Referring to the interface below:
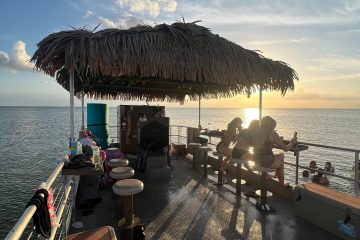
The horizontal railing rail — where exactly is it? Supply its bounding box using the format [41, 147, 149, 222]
[5, 162, 75, 240]
[169, 125, 360, 190]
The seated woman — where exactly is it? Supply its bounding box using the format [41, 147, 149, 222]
[232, 120, 259, 163]
[216, 117, 242, 166]
[252, 116, 297, 186]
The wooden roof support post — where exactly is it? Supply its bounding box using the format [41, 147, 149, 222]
[198, 95, 201, 129]
[259, 85, 263, 120]
[69, 70, 75, 140]
[81, 91, 85, 130]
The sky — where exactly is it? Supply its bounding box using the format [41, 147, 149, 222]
[0, 0, 359, 109]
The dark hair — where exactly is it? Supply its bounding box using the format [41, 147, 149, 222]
[302, 170, 309, 177]
[325, 161, 331, 166]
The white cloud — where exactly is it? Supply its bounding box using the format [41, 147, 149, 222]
[115, 0, 177, 17]
[291, 37, 310, 43]
[0, 51, 10, 65]
[98, 16, 117, 28]
[0, 40, 34, 73]
[179, 0, 360, 26]
[83, 10, 94, 19]
[98, 15, 153, 29]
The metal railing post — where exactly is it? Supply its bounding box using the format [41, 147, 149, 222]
[355, 152, 359, 196]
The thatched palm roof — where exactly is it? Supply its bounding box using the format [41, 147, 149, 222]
[31, 22, 298, 103]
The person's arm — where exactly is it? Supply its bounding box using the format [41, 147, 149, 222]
[271, 131, 296, 152]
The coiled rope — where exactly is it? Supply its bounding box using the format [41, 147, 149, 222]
[26, 188, 51, 238]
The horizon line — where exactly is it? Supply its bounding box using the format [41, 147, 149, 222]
[0, 105, 359, 110]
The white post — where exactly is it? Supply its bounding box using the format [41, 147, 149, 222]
[198, 95, 201, 129]
[355, 152, 359, 196]
[81, 92, 85, 130]
[259, 86, 262, 120]
[70, 71, 75, 139]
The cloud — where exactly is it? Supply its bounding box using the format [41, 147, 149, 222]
[98, 15, 153, 29]
[115, 0, 177, 17]
[98, 16, 117, 28]
[285, 88, 360, 101]
[0, 41, 34, 73]
[83, 10, 94, 19]
[291, 37, 310, 43]
[179, 0, 360, 26]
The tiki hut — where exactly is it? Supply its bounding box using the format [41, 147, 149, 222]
[31, 22, 298, 103]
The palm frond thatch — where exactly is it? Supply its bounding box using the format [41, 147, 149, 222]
[31, 22, 298, 103]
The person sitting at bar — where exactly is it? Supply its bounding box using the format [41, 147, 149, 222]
[216, 117, 242, 166]
[232, 120, 259, 165]
[252, 116, 297, 186]
[311, 168, 329, 185]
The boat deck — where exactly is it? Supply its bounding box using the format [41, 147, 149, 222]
[71, 156, 339, 240]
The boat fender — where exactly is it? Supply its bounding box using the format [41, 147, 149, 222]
[26, 188, 51, 238]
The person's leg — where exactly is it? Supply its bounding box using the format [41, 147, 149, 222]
[270, 153, 285, 185]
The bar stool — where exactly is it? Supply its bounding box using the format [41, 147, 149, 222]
[231, 158, 248, 196]
[213, 152, 227, 185]
[107, 147, 119, 151]
[110, 167, 134, 180]
[199, 146, 212, 177]
[65, 226, 117, 240]
[108, 158, 129, 168]
[188, 143, 201, 169]
[112, 179, 144, 240]
[253, 165, 275, 211]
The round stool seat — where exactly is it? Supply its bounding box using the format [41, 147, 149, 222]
[108, 158, 129, 168]
[213, 152, 227, 158]
[199, 146, 212, 152]
[110, 167, 134, 180]
[107, 147, 119, 151]
[112, 179, 144, 196]
[188, 143, 201, 147]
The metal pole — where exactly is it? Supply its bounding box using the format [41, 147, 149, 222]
[198, 95, 201, 129]
[70, 71, 75, 139]
[295, 152, 299, 185]
[81, 92, 85, 130]
[355, 152, 359, 196]
[259, 86, 262, 120]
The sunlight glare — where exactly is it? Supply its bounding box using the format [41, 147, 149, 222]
[243, 108, 259, 127]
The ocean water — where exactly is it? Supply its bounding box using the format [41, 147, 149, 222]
[0, 106, 359, 238]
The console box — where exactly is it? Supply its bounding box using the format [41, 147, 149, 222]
[294, 183, 360, 240]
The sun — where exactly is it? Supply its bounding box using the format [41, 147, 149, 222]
[243, 108, 259, 127]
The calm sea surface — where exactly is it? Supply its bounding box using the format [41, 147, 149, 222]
[0, 106, 359, 237]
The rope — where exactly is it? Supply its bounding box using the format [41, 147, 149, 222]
[26, 188, 51, 238]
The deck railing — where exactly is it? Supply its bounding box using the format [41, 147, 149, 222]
[169, 125, 360, 195]
[5, 162, 77, 240]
